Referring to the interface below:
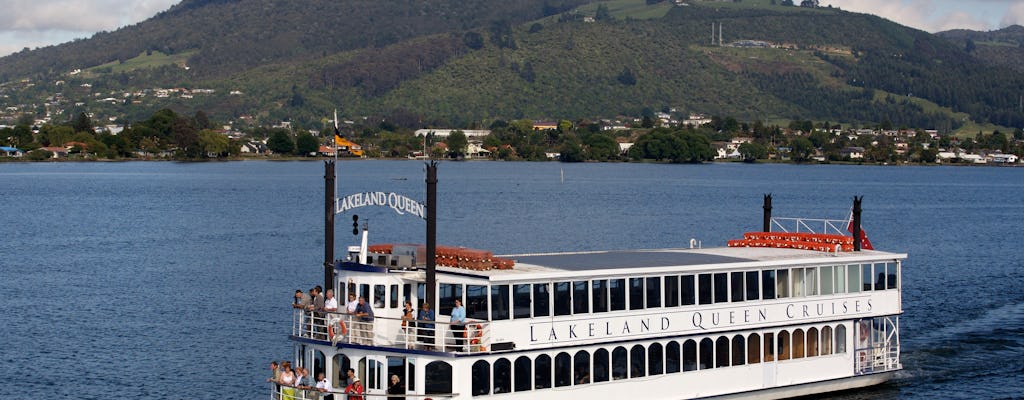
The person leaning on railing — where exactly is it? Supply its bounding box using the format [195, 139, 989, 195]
[355, 296, 375, 345]
[417, 302, 435, 350]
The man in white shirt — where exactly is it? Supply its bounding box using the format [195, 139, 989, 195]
[324, 289, 338, 312]
[315, 372, 334, 400]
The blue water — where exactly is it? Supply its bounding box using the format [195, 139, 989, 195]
[1, 161, 1022, 399]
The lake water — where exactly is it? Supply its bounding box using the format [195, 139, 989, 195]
[1, 160, 1021, 399]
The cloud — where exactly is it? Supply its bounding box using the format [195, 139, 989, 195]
[1002, 3, 1024, 28]
[826, 0, 1004, 32]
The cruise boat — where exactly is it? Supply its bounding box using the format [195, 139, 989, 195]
[275, 162, 903, 399]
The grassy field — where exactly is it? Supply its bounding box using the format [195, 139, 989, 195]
[87, 51, 196, 74]
[574, 0, 675, 20]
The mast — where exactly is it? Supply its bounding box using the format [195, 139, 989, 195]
[425, 161, 438, 309]
[852, 196, 863, 252]
[324, 160, 336, 292]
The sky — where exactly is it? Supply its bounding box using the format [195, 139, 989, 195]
[0, 0, 1022, 58]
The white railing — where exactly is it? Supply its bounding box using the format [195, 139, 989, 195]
[293, 309, 492, 354]
[770, 217, 849, 235]
[270, 384, 458, 400]
[855, 344, 901, 374]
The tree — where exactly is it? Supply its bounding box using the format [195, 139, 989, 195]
[463, 31, 484, 50]
[72, 112, 94, 133]
[445, 130, 468, 158]
[198, 130, 229, 157]
[617, 67, 636, 85]
[595, 4, 612, 21]
[295, 132, 320, 156]
[584, 133, 620, 161]
[267, 130, 295, 155]
[789, 137, 815, 162]
[171, 118, 199, 157]
[194, 110, 212, 130]
[738, 142, 768, 162]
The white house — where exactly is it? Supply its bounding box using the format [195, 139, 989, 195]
[414, 129, 491, 138]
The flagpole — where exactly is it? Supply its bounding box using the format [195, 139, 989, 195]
[333, 109, 340, 208]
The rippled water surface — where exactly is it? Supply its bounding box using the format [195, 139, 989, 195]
[1, 161, 1021, 399]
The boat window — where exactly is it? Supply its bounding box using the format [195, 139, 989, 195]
[416, 283, 426, 304]
[730, 272, 745, 302]
[834, 265, 846, 294]
[610, 279, 626, 311]
[574, 350, 591, 385]
[714, 273, 729, 303]
[761, 270, 776, 299]
[493, 358, 511, 394]
[791, 268, 804, 297]
[862, 263, 875, 291]
[513, 284, 531, 319]
[513, 356, 532, 392]
[683, 340, 697, 371]
[628, 278, 644, 310]
[438, 284, 462, 316]
[699, 338, 714, 369]
[648, 342, 664, 375]
[747, 334, 761, 364]
[681, 275, 696, 306]
[630, 345, 646, 378]
[807, 327, 820, 357]
[793, 329, 805, 358]
[646, 277, 661, 308]
[666, 341, 681, 373]
[407, 359, 416, 394]
[491, 285, 510, 321]
[874, 263, 887, 290]
[805, 268, 818, 296]
[745, 271, 760, 300]
[359, 284, 370, 303]
[777, 331, 791, 360]
[425, 361, 452, 395]
[664, 275, 680, 307]
[373, 284, 386, 308]
[612, 346, 628, 380]
[820, 266, 834, 295]
[472, 360, 490, 396]
[387, 356, 407, 396]
[594, 348, 610, 382]
[732, 335, 746, 366]
[533, 284, 550, 317]
[534, 354, 552, 389]
[467, 285, 488, 320]
[555, 352, 572, 387]
[403, 284, 412, 307]
[847, 264, 861, 293]
[592, 280, 608, 313]
[573, 281, 590, 314]
[553, 282, 571, 316]
[313, 350, 326, 384]
[763, 332, 775, 362]
[331, 354, 350, 388]
[821, 326, 834, 355]
[697, 274, 713, 305]
[775, 269, 790, 298]
[364, 357, 383, 389]
[836, 325, 847, 353]
[715, 336, 730, 368]
[887, 262, 898, 289]
[390, 285, 399, 309]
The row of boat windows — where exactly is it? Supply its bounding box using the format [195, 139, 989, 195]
[469, 324, 849, 396]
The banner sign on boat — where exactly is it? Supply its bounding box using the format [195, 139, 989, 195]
[336, 192, 426, 220]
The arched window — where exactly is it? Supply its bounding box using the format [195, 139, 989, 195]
[666, 341, 681, 373]
[821, 326, 834, 355]
[472, 360, 490, 396]
[763, 332, 775, 362]
[593, 349, 610, 382]
[747, 333, 761, 364]
[313, 351, 326, 384]
[514, 356, 531, 392]
[731, 335, 746, 366]
[555, 352, 572, 387]
[715, 336, 730, 368]
[630, 345, 646, 378]
[807, 327, 820, 357]
[534, 355, 552, 389]
[612, 347, 628, 380]
[493, 358, 511, 394]
[699, 338, 714, 369]
[836, 325, 847, 353]
[425, 361, 452, 395]
[777, 331, 791, 360]
[793, 329, 805, 358]
[574, 350, 591, 385]
[331, 354, 351, 388]
[648, 342, 664, 375]
[683, 339, 698, 371]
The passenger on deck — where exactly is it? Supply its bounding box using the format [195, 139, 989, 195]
[346, 294, 358, 314]
[451, 299, 467, 351]
[279, 362, 296, 400]
[293, 290, 312, 309]
[418, 302, 435, 349]
[387, 374, 405, 400]
[315, 372, 334, 400]
[345, 377, 364, 400]
[401, 301, 415, 348]
[355, 296, 375, 344]
[324, 290, 338, 312]
[267, 361, 281, 398]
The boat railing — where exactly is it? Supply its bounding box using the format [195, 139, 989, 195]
[270, 383, 457, 400]
[770, 217, 849, 236]
[854, 343, 901, 374]
[293, 309, 492, 354]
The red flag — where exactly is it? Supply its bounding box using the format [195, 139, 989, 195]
[846, 212, 874, 250]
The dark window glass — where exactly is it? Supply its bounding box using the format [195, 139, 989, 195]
[715, 337, 730, 368]
[424, 361, 452, 395]
[666, 341, 681, 373]
[887, 262, 898, 289]
[748, 333, 761, 364]
[714, 273, 728, 303]
[533, 284, 550, 317]
[491, 285, 509, 321]
[374, 285, 386, 308]
[681, 275, 696, 306]
[612, 347, 627, 380]
[629, 278, 644, 310]
[699, 338, 714, 369]
[776, 269, 790, 298]
[763, 332, 775, 362]
[863, 264, 874, 291]
[554, 352, 571, 387]
[592, 280, 608, 313]
[646, 277, 661, 308]
[731, 272, 745, 302]
[493, 358, 511, 394]
[683, 340, 697, 371]
[573, 281, 589, 314]
[630, 345, 646, 378]
[762, 270, 776, 299]
[390, 285, 399, 308]
[732, 335, 746, 366]
[513, 284, 531, 319]
[745, 271, 759, 300]
[439, 284, 462, 316]
[403, 284, 412, 306]
[472, 360, 490, 396]
[593, 349, 610, 382]
[648, 343, 664, 375]
[698, 274, 713, 305]
[574, 351, 590, 385]
[513, 356, 531, 392]
[664, 275, 679, 307]
[534, 355, 551, 389]
[793, 329, 805, 358]
[777, 331, 791, 360]
[466, 285, 488, 320]
[554, 282, 571, 316]
[610, 279, 626, 311]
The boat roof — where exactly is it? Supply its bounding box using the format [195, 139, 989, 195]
[433, 246, 906, 282]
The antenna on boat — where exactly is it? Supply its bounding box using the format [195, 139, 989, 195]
[762, 193, 772, 232]
[324, 160, 336, 293]
[425, 160, 438, 310]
